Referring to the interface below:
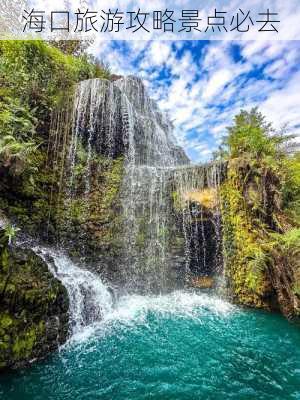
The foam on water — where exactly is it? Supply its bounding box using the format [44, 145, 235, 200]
[102, 291, 234, 326]
[36, 247, 114, 337]
[2, 249, 300, 400]
[35, 248, 234, 344]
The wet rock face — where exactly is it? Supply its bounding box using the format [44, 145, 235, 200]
[0, 230, 69, 371]
[48, 76, 191, 293]
[171, 165, 224, 283]
[72, 76, 189, 166]
[76, 79, 125, 159]
[185, 202, 222, 277]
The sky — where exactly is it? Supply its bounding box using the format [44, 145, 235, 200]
[89, 40, 300, 163]
[15, 1, 300, 163]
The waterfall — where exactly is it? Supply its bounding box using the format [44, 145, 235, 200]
[172, 163, 224, 282]
[114, 77, 189, 293]
[47, 75, 224, 294]
[36, 247, 114, 337]
[29, 244, 228, 346]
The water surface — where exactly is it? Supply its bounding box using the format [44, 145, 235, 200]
[1, 291, 300, 400]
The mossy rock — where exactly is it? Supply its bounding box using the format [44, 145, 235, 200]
[0, 230, 69, 371]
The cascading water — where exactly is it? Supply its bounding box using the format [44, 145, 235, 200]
[2, 246, 300, 400]
[29, 242, 230, 348]
[115, 77, 190, 293]
[36, 247, 114, 338]
[47, 75, 224, 293]
[49, 76, 186, 292]
[172, 163, 224, 281]
[2, 77, 300, 400]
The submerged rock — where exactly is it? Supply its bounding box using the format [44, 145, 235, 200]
[0, 229, 69, 371]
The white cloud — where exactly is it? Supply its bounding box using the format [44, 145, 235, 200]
[203, 69, 233, 101]
[86, 39, 300, 162]
[261, 71, 300, 132]
[148, 42, 171, 65]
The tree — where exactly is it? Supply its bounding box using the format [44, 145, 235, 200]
[225, 108, 275, 159]
[220, 108, 297, 162]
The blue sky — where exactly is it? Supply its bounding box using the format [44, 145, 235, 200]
[90, 40, 300, 163]
[26, 1, 300, 163]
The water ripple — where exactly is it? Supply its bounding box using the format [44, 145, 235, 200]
[1, 292, 300, 400]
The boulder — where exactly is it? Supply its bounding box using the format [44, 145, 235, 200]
[0, 228, 69, 371]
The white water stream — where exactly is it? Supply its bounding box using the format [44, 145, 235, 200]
[34, 246, 232, 343]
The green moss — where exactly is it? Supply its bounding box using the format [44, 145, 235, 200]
[12, 324, 43, 359]
[221, 165, 273, 308]
[1, 247, 9, 273]
[293, 284, 300, 296]
[0, 314, 13, 329]
[136, 231, 146, 249]
[67, 199, 87, 224]
[49, 153, 125, 256]
[0, 229, 69, 369]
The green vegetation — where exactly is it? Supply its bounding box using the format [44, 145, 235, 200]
[0, 40, 112, 238]
[218, 108, 300, 315]
[0, 39, 125, 269]
[0, 40, 109, 178]
[0, 40, 299, 335]
[2, 224, 20, 245]
[55, 150, 124, 259]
